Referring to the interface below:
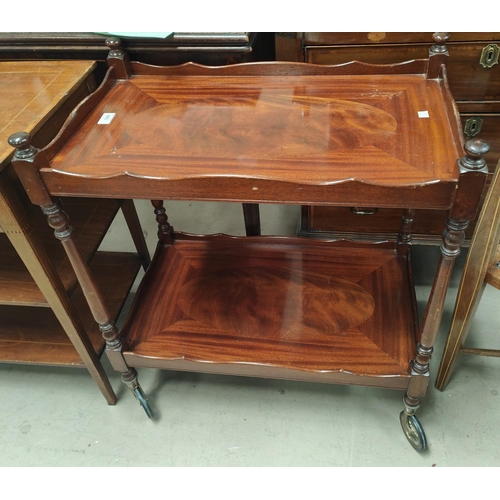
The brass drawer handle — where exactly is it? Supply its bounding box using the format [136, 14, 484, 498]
[464, 116, 483, 137]
[480, 44, 499, 68]
[351, 207, 378, 215]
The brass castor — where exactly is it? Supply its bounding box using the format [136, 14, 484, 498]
[400, 411, 427, 452]
[133, 385, 154, 419]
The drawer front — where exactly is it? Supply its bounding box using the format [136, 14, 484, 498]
[301, 206, 479, 244]
[303, 32, 500, 46]
[306, 42, 500, 103]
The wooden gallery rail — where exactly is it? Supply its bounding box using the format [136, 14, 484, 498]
[8, 34, 489, 452]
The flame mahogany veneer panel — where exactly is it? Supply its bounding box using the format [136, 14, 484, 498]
[45, 73, 460, 208]
[120, 236, 418, 382]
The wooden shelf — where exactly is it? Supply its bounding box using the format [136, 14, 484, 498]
[0, 197, 121, 306]
[43, 66, 461, 209]
[0, 251, 141, 366]
[121, 234, 418, 389]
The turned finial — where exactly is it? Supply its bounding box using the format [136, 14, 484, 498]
[427, 33, 450, 79]
[106, 37, 124, 57]
[8, 131, 37, 159]
[105, 36, 132, 79]
[460, 139, 490, 171]
[431, 32, 450, 53]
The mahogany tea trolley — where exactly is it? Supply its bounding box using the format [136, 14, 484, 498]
[8, 35, 489, 451]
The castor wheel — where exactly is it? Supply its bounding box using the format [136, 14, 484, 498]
[133, 386, 154, 419]
[400, 411, 427, 452]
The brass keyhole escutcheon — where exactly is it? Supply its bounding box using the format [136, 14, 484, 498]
[464, 117, 483, 137]
[480, 44, 499, 68]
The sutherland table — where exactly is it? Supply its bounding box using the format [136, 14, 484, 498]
[8, 35, 490, 451]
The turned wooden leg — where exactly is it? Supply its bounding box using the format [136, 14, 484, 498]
[9, 132, 153, 415]
[398, 208, 416, 246]
[121, 199, 151, 270]
[397, 208, 415, 257]
[436, 159, 500, 390]
[151, 200, 174, 244]
[417, 219, 469, 370]
[408, 219, 467, 391]
[401, 139, 489, 451]
[400, 218, 466, 452]
[121, 368, 153, 418]
[42, 200, 153, 417]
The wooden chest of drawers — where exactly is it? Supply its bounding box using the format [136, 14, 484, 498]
[0, 32, 274, 65]
[276, 32, 500, 243]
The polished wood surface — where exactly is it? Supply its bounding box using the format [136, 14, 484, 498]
[0, 61, 96, 171]
[121, 235, 417, 384]
[0, 197, 120, 306]
[300, 206, 481, 245]
[0, 60, 151, 403]
[42, 63, 462, 209]
[279, 33, 500, 109]
[436, 160, 500, 390]
[0, 60, 120, 403]
[485, 261, 500, 288]
[9, 53, 487, 436]
[276, 33, 500, 245]
[305, 44, 500, 106]
[461, 347, 500, 357]
[0, 252, 140, 365]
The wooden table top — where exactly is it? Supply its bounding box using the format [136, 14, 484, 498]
[0, 60, 96, 171]
[42, 64, 464, 208]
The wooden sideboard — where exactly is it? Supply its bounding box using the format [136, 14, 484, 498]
[276, 32, 500, 244]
